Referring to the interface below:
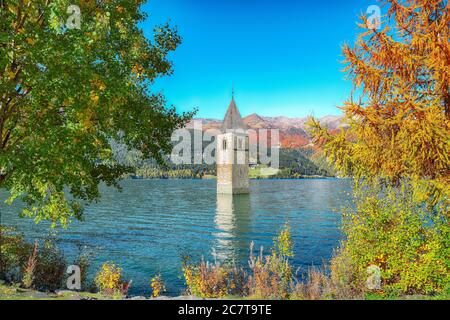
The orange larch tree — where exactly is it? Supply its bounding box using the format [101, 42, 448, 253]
[310, 0, 449, 205]
[309, 0, 449, 295]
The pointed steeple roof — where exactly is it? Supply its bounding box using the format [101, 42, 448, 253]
[222, 95, 247, 131]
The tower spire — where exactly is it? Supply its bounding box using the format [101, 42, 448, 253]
[222, 90, 246, 131]
[216, 87, 250, 195]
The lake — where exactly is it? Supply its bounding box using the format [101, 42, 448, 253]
[0, 178, 353, 296]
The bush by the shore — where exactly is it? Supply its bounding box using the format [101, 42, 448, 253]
[1, 225, 448, 300]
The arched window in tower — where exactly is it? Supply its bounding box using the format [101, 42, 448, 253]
[223, 139, 227, 150]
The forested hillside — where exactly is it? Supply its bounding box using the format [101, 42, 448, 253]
[111, 136, 333, 179]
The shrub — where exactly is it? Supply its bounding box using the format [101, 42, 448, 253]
[329, 246, 365, 299]
[336, 186, 449, 296]
[95, 262, 130, 296]
[247, 242, 293, 299]
[0, 229, 67, 291]
[0, 229, 97, 293]
[0, 227, 32, 283]
[273, 224, 294, 258]
[33, 239, 66, 292]
[228, 265, 248, 297]
[72, 246, 94, 292]
[22, 241, 38, 289]
[183, 257, 229, 298]
[291, 267, 332, 300]
[150, 273, 166, 297]
[183, 225, 295, 299]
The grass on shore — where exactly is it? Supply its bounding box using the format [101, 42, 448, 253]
[1, 283, 446, 300]
[0, 283, 122, 300]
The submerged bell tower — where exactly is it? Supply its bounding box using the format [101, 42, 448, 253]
[216, 93, 249, 194]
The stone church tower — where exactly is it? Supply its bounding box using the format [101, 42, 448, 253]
[216, 95, 249, 194]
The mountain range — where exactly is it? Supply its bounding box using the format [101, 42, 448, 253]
[186, 114, 347, 149]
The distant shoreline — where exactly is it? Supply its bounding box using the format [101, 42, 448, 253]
[127, 176, 340, 181]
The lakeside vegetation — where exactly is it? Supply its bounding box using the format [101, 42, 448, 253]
[307, 0, 449, 298]
[1, 225, 448, 300]
[0, 0, 448, 301]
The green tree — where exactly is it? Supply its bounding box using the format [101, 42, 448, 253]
[0, 0, 192, 226]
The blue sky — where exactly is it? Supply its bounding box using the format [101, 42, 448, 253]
[140, 0, 378, 119]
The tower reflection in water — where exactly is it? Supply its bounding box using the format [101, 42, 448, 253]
[214, 194, 252, 261]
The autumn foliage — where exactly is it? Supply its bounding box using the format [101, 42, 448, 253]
[310, 0, 449, 204]
[309, 0, 449, 295]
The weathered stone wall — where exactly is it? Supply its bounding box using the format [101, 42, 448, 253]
[217, 164, 233, 194]
[231, 164, 249, 194]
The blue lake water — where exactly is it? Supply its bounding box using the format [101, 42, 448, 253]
[0, 178, 353, 296]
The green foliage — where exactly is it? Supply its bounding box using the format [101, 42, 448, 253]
[113, 133, 331, 180]
[133, 166, 211, 179]
[116, 149, 332, 181]
[0, 0, 193, 227]
[250, 149, 333, 179]
[338, 186, 449, 295]
[273, 224, 294, 258]
[278, 148, 332, 177]
[0, 227, 32, 283]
